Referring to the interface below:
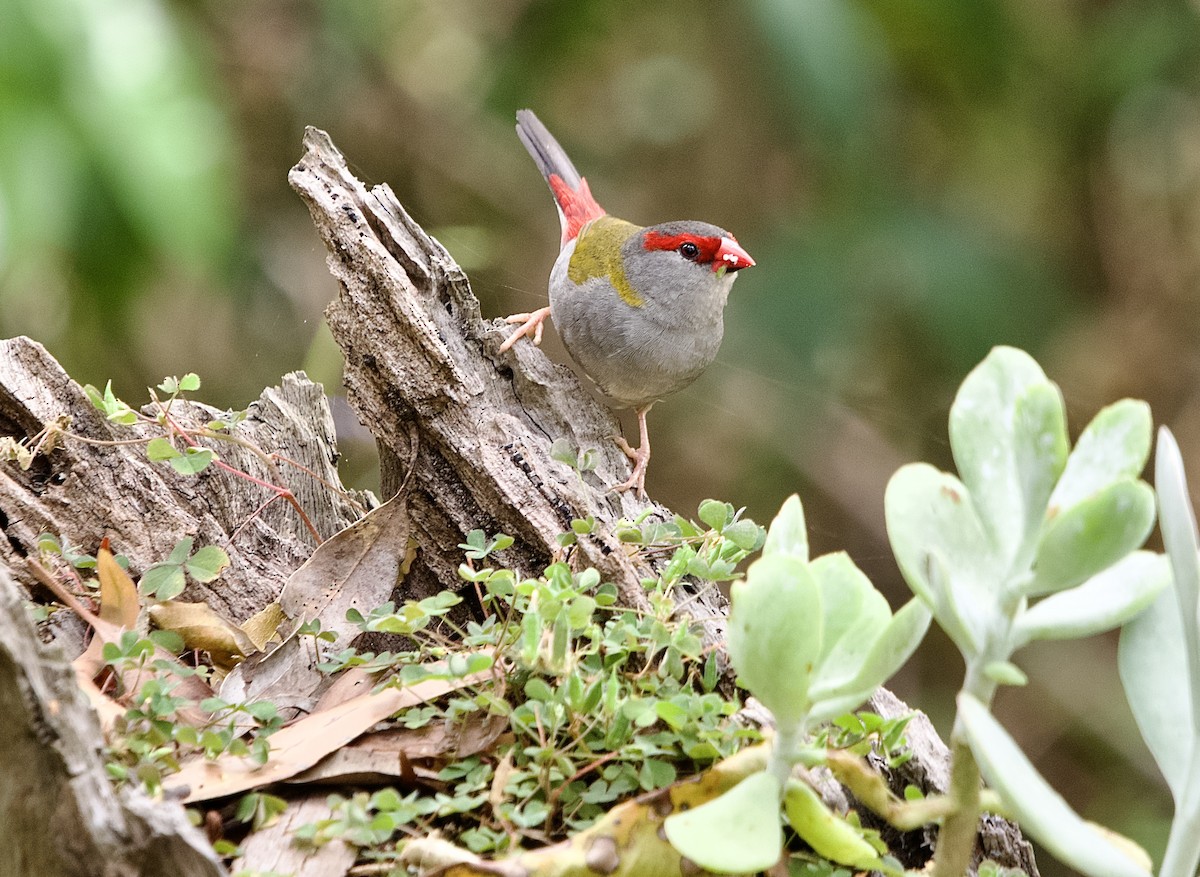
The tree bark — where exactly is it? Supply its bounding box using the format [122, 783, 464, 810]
[0, 340, 365, 623]
[289, 128, 686, 616]
[0, 564, 224, 877]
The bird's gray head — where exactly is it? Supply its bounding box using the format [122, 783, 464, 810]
[621, 220, 755, 313]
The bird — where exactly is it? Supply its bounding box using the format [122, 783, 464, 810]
[500, 109, 754, 497]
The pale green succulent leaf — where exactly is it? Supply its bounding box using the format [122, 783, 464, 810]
[762, 493, 808, 562]
[783, 778, 891, 870]
[1028, 480, 1155, 596]
[809, 552, 889, 684]
[664, 771, 782, 872]
[1011, 383, 1070, 567]
[983, 660, 1028, 686]
[1118, 584, 1191, 802]
[1013, 552, 1169, 648]
[949, 346, 1055, 567]
[728, 555, 823, 730]
[885, 463, 996, 657]
[958, 694, 1153, 877]
[1153, 427, 1200, 728]
[1050, 400, 1152, 515]
[809, 597, 931, 719]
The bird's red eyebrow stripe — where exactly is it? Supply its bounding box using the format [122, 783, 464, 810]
[641, 230, 722, 263]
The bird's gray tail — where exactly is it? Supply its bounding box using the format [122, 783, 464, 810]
[516, 109, 583, 190]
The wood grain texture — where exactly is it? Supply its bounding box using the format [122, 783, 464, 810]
[0, 338, 363, 622]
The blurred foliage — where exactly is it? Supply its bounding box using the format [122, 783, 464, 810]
[4, 0, 1200, 871]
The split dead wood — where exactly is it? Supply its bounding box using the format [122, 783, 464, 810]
[290, 128, 683, 617]
[0, 341, 365, 623]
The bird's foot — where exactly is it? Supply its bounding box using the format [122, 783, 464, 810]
[610, 436, 649, 498]
[612, 435, 638, 461]
[498, 307, 551, 352]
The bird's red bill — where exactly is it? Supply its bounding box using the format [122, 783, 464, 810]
[715, 237, 755, 272]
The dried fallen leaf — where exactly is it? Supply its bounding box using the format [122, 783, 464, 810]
[361, 710, 511, 761]
[311, 666, 377, 713]
[27, 558, 214, 725]
[75, 540, 139, 689]
[240, 601, 287, 651]
[97, 538, 140, 629]
[168, 666, 490, 803]
[148, 599, 258, 670]
[285, 711, 510, 786]
[279, 491, 412, 652]
[233, 792, 356, 877]
[283, 746, 430, 788]
[218, 626, 316, 734]
[219, 494, 415, 711]
[76, 670, 126, 732]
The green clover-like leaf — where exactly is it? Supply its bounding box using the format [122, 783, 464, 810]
[140, 564, 186, 600]
[169, 447, 215, 475]
[186, 545, 231, 583]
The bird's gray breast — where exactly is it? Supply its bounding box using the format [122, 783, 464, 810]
[548, 243, 733, 409]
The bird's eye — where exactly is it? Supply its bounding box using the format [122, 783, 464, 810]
[679, 241, 700, 260]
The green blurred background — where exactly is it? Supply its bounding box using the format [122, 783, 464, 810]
[4, 0, 1197, 870]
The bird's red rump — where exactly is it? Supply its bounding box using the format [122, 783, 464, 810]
[548, 174, 606, 244]
[641, 230, 722, 263]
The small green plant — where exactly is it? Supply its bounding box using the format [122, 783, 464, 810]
[612, 500, 764, 585]
[235, 792, 288, 831]
[662, 495, 928, 873]
[37, 531, 132, 571]
[290, 503, 766, 855]
[549, 437, 598, 476]
[77, 349, 1200, 874]
[139, 536, 231, 600]
[72, 373, 329, 541]
[458, 529, 515, 562]
[101, 630, 282, 792]
[818, 711, 913, 769]
[296, 790, 439, 848]
[85, 379, 141, 425]
[653, 348, 1181, 876]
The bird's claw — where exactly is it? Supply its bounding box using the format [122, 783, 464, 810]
[612, 435, 639, 461]
[608, 406, 653, 499]
[609, 436, 649, 498]
[610, 453, 649, 498]
[498, 307, 551, 352]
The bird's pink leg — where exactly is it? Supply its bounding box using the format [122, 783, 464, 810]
[498, 306, 552, 352]
[612, 404, 653, 498]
